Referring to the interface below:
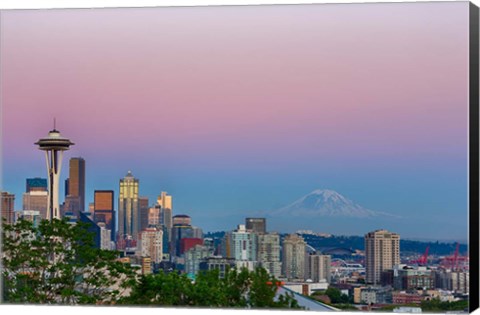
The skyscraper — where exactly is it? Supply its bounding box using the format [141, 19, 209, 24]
[246, 218, 266, 234]
[157, 192, 172, 229]
[257, 232, 282, 278]
[1, 192, 15, 224]
[26, 178, 47, 192]
[365, 229, 400, 285]
[138, 196, 150, 232]
[282, 234, 306, 281]
[118, 171, 139, 242]
[35, 127, 74, 220]
[94, 190, 115, 242]
[65, 157, 86, 213]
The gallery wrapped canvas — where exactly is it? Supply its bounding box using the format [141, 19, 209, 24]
[0, 0, 478, 313]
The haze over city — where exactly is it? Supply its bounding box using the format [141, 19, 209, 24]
[1, 2, 469, 240]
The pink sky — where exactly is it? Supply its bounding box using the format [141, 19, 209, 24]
[0, 2, 470, 238]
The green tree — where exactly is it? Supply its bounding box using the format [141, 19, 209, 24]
[2, 218, 137, 304]
[324, 287, 350, 304]
[121, 267, 302, 309]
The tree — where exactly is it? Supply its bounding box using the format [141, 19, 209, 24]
[2, 218, 137, 304]
[120, 267, 302, 309]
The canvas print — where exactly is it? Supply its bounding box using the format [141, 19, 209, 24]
[0, 1, 478, 313]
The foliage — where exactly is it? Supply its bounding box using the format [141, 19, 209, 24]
[1, 218, 137, 304]
[324, 287, 350, 304]
[420, 298, 468, 312]
[2, 218, 302, 309]
[120, 267, 302, 309]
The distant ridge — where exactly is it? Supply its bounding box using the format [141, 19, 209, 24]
[270, 189, 398, 218]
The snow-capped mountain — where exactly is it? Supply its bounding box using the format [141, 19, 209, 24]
[271, 189, 394, 218]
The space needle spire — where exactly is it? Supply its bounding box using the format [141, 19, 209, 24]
[35, 122, 74, 220]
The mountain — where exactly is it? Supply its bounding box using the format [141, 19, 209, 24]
[270, 189, 397, 218]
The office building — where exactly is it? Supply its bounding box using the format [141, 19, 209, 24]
[93, 190, 115, 241]
[157, 192, 172, 229]
[1, 192, 15, 224]
[171, 224, 194, 258]
[35, 127, 74, 220]
[66, 157, 86, 213]
[307, 254, 331, 283]
[173, 214, 191, 226]
[180, 238, 203, 255]
[282, 234, 306, 281]
[26, 178, 47, 192]
[23, 190, 48, 220]
[139, 196, 150, 232]
[246, 218, 266, 234]
[257, 232, 282, 278]
[118, 171, 139, 242]
[365, 229, 400, 285]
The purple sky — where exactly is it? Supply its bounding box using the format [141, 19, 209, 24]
[1, 2, 470, 239]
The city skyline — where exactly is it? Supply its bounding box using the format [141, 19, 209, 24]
[1, 2, 470, 240]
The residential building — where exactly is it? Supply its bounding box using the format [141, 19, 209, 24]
[139, 227, 163, 264]
[307, 253, 331, 283]
[282, 233, 306, 281]
[257, 232, 282, 278]
[365, 229, 400, 285]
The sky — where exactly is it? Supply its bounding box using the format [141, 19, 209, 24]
[0, 2, 470, 240]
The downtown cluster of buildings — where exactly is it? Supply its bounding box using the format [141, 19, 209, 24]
[0, 127, 470, 310]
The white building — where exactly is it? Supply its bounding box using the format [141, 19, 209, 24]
[139, 227, 163, 264]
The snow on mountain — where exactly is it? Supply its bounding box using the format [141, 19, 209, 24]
[271, 189, 396, 218]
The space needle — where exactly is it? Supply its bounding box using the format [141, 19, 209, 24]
[35, 122, 74, 220]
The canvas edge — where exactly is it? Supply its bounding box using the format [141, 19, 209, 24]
[469, 1, 480, 313]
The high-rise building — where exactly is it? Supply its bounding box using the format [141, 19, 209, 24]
[23, 190, 48, 220]
[224, 224, 257, 262]
[365, 229, 400, 285]
[66, 157, 86, 213]
[118, 171, 139, 242]
[246, 218, 266, 234]
[170, 224, 194, 258]
[1, 192, 15, 224]
[157, 192, 172, 229]
[282, 234, 306, 281]
[138, 196, 150, 232]
[26, 178, 47, 192]
[173, 214, 191, 226]
[257, 232, 282, 278]
[97, 222, 113, 250]
[139, 227, 163, 264]
[185, 245, 213, 277]
[94, 190, 115, 242]
[148, 205, 161, 226]
[306, 254, 331, 283]
[35, 127, 74, 220]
